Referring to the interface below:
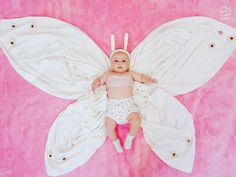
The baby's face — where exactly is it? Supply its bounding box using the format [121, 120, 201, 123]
[110, 52, 130, 73]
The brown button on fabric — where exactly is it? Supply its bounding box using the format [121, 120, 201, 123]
[11, 25, 16, 28]
[63, 157, 66, 161]
[209, 43, 215, 48]
[171, 152, 177, 158]
[218, 30, 223, 35]
[49, 154, 52, 157]
[10, 41, 14, 45]
[229, 36, 234, 41]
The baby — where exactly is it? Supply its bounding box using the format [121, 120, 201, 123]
[92, 48, 157, 153]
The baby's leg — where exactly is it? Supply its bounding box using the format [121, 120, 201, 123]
[127, 112, 141, 136]
[105, 117, 123, 153]
[105, 117, 118, 141]
[125, 112, 141, 149]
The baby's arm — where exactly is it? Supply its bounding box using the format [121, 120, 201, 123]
[92, 72, 110, 92]
[131, 71, 157, 84]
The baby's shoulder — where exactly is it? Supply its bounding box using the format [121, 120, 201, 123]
[105, 71, 115, 77]
[102, 71, 113, 77]
[103, 72, 116, 80]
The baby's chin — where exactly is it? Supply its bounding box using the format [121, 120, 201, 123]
[112, 68, 129, 73]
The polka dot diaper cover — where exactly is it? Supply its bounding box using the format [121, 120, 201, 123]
[106, 97, 139, 125]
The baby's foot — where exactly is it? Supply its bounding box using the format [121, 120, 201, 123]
[124, 133, 134, 150]
[113, 139, 123, 153]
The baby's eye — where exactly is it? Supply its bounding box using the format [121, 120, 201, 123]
[114, 60, 118, 62]
[122, 60, 126, 62]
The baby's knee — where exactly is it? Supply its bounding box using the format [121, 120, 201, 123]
[129, 113, 141, 126]
[134, 118, 141, 127]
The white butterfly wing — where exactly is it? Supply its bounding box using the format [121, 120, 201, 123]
[136, 89, 195, 173]
[131, 16, 236, 96]
[0, 17, 109, 176]
[45, 90, 107, 176]
[0, 16, 110, 99]
[131, 16, 236, 173]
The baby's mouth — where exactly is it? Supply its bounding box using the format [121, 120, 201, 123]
[118, 66, 123, 69]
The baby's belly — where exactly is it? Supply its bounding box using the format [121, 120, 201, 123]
[107, 87, 133, 99]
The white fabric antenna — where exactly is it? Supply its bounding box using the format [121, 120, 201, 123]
[111, 34, 115, 52]
[124, 33, 129, 50]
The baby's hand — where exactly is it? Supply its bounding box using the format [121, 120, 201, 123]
[92, 78, 101, 93]
[146, 77, 157, 84]
[151, 78, 158, 84]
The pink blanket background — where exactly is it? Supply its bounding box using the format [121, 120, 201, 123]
[0, 0, 236, 177]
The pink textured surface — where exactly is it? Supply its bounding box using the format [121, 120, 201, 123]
[0, 0, 236, 177]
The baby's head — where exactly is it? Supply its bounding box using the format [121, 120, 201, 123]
[110, 50, 130, 73]
[110, 33, 131, 73]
